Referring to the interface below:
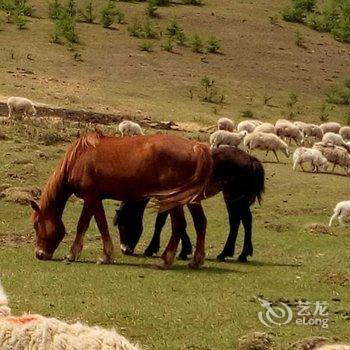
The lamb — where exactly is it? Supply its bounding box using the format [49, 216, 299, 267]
[276, 122, 304, 145]
[210, 130, 247, 148]
[118, 120, 144, 136]
[244, 131, 289, 162]
[7, 96, 36, 119]
[329, 200, 350, 226]
[292, 147, 328, 172]
[237, 120, 257, 133]
[254, 122, 276, 134]
[320, 122, 341, 134]
[339, 126, 350, 141]
[322, 132, 349, 150]
[217, 117, 234, 132]
[0, 281, 141, 350]
[313, 142, 350, 175]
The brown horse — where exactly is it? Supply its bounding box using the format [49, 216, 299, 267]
[30, 131, 212, 268]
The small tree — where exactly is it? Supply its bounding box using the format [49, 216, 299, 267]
[206, 36, 220, 53]
[146, 0, 158, 18]
[190, 34, 203, 53]
[48, 0, 62, 19]
[79, 1, 95, 23]
[100, 0, 122, 28]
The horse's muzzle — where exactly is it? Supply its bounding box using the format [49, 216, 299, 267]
[35, 249, 52, 260]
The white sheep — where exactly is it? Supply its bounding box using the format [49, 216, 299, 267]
[118, 120, 144, 136]
[217, 117, 234, 132]
[0, 281, 141, 349]
[210, 130, 247, 148]
[339, 126, 350, 141]
[329, 201, 350, 227]
[237, 120, 256, 133]
[254, 122, 276, 134]
[293, 147, 328, 172]
[322, 132, 349, 150]
[320, 122, 341, 134]
[7, 96, 36, 119]
[313, 142, 350, 175]
[317, 345, 350, 350]
[294, 122, 323, 142]
[244, 131, 289, 162]
[276, 122, 304, 145]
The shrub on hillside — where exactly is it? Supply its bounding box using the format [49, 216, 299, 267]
[146, 0, 158, 18]
[79, 1, 95, 23]
[100, 0, 124, 28]
[190, 34, 203, 53]
[206, 36, 220, 53]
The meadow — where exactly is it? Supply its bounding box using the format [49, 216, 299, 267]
[0, 119, 349, 349]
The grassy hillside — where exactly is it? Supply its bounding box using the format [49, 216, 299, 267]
[0, 0, 349, 125]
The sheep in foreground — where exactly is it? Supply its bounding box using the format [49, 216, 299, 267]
[210, 130, 247, 148]
[276, 122, 304, 145]
[322, 132, 349, 150]
[293, 147, 328, 172]
[118, 120, 144, 136]
[329, 201, 350, 227]
[254, 122, 276, 134]
[237, 120, 257, 133]
[244, 131, 289, 162]
[317, 345, 350, 350]
[320, 122, 341, 134]
[217, 117, 234, 132]
[7, 96, 36, 119]
[339, 126, 350, 141]
[313, 142, 350, 175]
[0, 281, 141, 350]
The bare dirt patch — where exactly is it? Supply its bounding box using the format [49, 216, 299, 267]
[0, 186, 41, 205]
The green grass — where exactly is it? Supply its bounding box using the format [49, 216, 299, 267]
[0, 120, 350, 349]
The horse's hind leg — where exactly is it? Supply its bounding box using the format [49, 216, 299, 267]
[93, 200, 115, 264]
[187, 204, 206, 269]
[239, 206, 253, 262]
[67, 202, 93, 262]
[158, 206, 185, 268]
[178, 228, 192, 261]
[145, 211, 169, 257]
[217, 200, 241, 262]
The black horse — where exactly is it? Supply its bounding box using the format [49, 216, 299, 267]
[114, 147, 265, 262]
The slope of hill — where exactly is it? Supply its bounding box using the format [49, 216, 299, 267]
[0, 0, 349, 125]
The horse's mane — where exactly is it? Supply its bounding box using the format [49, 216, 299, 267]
[39, 131, 103, 213]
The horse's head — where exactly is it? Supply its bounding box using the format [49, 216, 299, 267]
[114, 201, 147, 255]
[30, 201, 66, 260]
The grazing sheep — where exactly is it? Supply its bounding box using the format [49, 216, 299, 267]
[320, 122, 341, 134]
[254, 122, 276, 134]
[237, 120, 256, 133]
[0, 281, 141, 350]
[7, 96, 36, 119]
[217, 117, 234, 132]
[275, 119, 292, 128]
[313, 142, 350, 175]
[118, 120, 144, 136]
[276, 122, 304, 145]
[210, 130, 247, 148]
[329, 201, 350, 226]
[322, 132, 349, 150]
[249, 119, 263, 126]
[294, 122, 323, 141]
[293, 147, 328, 172]
[244, 131, 289, 162]
[339, 126, 350, 141]
[317, 345, 350, 350]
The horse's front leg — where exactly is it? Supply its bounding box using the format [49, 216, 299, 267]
[188, 203, 206, 269]
[158, 206, 185, 268]
[145, 211, 169, 257]
[67, 201, 93, 262]
[238, 206, 253, 262]
[217, 207, 241, 261]
[93, 200, 115, 264]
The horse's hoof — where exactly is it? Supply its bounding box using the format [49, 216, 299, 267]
[66, 253, 76, 262]
[188, 254, 204, 269]
[178, 253, 189, 260]
[144, 249, 155, 257]
[216, 254, 226, 262]
[238, 255, 248, 263]
[153, 259, 171, 270]
[97, 256, 114, 264]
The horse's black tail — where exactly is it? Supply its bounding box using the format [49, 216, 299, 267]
[250, 156, 265, 205]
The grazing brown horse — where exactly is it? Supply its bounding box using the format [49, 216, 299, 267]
[30, 131, 212, 268]
[115, 147, 265, 262]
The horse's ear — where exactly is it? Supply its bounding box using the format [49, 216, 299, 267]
[30, 200, 40, 213]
